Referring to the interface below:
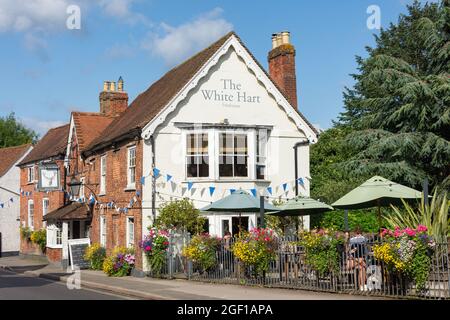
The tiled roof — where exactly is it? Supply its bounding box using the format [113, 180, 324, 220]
[72, 112, 114, 151]
[43, 202, 90, 221]
[0, 144, 32, 177]
[85, 31, 318, 153]
[85, 31, 235, 153]
[18, 124, 70, 166]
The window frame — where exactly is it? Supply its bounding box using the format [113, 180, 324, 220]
[256, 130, 268, 180]
[28, 199, 34, 230]
[218, 131, 249, 178]
[185, 132, 210, 179]
[100, 215, 106, 247]
[127, 146, 137, 189]
[100, 155, 106, 195]
[27, 166, 35, 183]
[126, 216, 135, 248]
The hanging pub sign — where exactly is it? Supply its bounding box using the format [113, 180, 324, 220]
[37, 163, 61, 191]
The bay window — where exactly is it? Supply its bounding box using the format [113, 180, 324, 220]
[219, 133, 248, 177]
[186, 133, 209, 178]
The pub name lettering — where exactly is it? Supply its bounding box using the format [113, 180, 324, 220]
[201, 79, 261, 104]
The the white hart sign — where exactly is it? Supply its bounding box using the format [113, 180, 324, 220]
[201, 79, 261, 104]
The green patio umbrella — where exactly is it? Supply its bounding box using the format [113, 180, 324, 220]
[201, 190, 278, 232]
[201, 190, 278, 212]
[268, 196, 334, 217]
[332, 176, 423, 227]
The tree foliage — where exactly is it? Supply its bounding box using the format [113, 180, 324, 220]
[155, 198, 206, 234]
[0, 112, 38, 148]
[338, 0, 450, 189]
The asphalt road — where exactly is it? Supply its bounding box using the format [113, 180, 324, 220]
[0, 269, 127, 300]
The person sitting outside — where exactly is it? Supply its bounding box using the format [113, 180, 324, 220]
[348, 227, 368, 291]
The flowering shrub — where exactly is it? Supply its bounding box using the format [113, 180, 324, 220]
[102, 246, 135, 277]
[84, 243, 106, 270]
[299, 229, 344, 276]
[373, 225, 435, 291]
[182, 233, 221, 273]
[30, 229, 46, 253]
[232, 228, 277, 277]
[19, 226, 32, 241]
[139, 228, 170, 276]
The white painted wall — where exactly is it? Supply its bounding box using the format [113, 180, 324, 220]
[0, 147, 32, 254]
[141, 46, 314, 245]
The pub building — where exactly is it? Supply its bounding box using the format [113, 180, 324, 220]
[18, 31, 317, 273]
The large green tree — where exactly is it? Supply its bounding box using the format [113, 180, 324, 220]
[0, 112, 38, 148]
[338, 0, 449, 189]
[310, 0, 449, 231]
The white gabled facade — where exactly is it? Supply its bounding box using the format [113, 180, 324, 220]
[0, 145, 32, 255]
[140, 34, 317, 241]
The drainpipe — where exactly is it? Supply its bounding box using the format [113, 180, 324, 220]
[150, 135, 156, 224]
[293, 139, 309, 196]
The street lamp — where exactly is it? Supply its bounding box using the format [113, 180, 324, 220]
[68, 177, 82, 197]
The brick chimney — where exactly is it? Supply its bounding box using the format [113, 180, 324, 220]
[99, 77, 128, 117]
[268, 31, 298, 108]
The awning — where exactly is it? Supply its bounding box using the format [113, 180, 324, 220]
[43, 202, 91, 221]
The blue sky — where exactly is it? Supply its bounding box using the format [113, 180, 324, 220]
[0, 0, 438, 135]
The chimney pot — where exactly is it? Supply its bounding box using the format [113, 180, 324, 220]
[117, 76, 124, 92]
[103, 81, 109, 91]
[109, 81, 116, 92]
[271, 34, 278, 49]
[281, 31, 290, 45]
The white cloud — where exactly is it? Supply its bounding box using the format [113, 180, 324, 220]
[142, 8, 233, 66]
[97, 0, 151, 26]
[20, 117, 66, 136]
[0, 0, 70, 33]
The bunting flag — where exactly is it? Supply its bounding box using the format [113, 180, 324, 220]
[166, 174, 173, 182]
[250, 188, 257, 197]
[187, 182, 194, 191]
[298, 177, 304, 186]
[9, 198, 13, 203]
[141, 176, 146, 185]
[282, 183, 288, 192]
[136, 190, 141, 197]
[209, 186, 215, 197]
[0, 203, 4, 208]
[267, 187, 273, 195]
[153, 168, 160, 177]
[230, 189, 236, 194]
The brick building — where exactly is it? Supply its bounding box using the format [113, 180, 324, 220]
[17, 124, 69, 262]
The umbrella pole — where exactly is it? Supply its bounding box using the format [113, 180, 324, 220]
[377, 202, 382, 230]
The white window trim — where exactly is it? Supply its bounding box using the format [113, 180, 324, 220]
[126, 146, 137, 189]
[46, 222, 63, 248]
[100, 215, 106, 247]
[126, 216, 135, 248]
[79, 177, 85, 200]
[99, 155, 106, 195]
[27, 166, 35, 183]
[28, 199, 34, 231]
[216, 129, 253, 180]
[184, 131, 211, 180]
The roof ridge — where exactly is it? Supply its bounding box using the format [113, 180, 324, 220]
[0, 143, 32, 151]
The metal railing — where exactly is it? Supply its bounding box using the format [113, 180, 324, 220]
[151, 233, 450, 299]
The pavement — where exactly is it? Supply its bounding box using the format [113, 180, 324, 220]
[0, 256, 383, 300]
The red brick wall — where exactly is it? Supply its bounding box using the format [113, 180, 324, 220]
[46, 247, 62, 262]
[78, 138, 144, 270]
[19, 161, 65, 257]
[268, 44, 298, 109]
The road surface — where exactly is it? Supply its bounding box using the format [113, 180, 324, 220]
[0, 269, 127, 300]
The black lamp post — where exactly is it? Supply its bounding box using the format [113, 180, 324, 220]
[68, 177, 82, 197]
